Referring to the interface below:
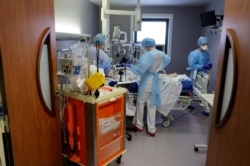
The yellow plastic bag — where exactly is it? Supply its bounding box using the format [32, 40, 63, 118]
[85, 72, 105, 91]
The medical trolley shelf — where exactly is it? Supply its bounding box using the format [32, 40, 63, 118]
[61, 86, 127, 166]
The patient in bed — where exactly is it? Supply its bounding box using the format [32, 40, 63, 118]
[126, 70, 183, 128]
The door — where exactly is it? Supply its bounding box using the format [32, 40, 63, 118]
[206, 0, 250, 165]
[0, 0, 62, 165]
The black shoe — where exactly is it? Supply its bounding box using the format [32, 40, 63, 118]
[187, 105, 195, 110]
[201, 111, 209, 117]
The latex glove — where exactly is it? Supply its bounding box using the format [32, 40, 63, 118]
[109, 81, 117, 87]
[203, 63, 212, 70]
[121, 63, 131, 67]
[115, 64, 123, 68]
[127, 76, 133, 81]
[128, 82, 138, 93]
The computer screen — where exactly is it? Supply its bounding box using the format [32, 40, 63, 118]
[155, 45, 165, 52]
[200, 10, 216, 27]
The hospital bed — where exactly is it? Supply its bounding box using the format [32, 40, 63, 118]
[159, 74, 193, 127]
[109, 66, 211, 128]
[161, 72, 210, 127]
[106, 66, 196, 128]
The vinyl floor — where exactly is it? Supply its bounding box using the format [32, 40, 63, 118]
[109, 102, 209, 166]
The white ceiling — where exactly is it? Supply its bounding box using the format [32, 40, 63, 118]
[90, 0, 211, 7]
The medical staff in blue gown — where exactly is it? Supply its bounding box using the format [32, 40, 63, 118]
[89, 33, 111, 76]
[123, 38, 171, 137]
[187, 36, 212, 82]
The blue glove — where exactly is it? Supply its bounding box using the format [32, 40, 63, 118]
[109, 81, 117, 87]
[121, 63, 131, 67]
[128, 82, 138, 93]
[115, 64, 123, 68]
[203, 63, 212, 70]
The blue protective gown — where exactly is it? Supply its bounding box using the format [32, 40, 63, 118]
[130, 48, 171, 133]
[89, 45, 111, 76]
[187, 48, 210, 82]
[130, 48, 171, 106]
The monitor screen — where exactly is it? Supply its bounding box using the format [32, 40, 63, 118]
[155, 45, 165, 52]
[200, 10, 216, 27]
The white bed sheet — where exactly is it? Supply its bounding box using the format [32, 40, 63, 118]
[157, 74, 183, 116]
[109, 69, 187, 117]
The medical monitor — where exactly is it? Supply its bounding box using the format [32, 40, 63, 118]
[119, 31, 127, 44]
[200, 10, 216, 27]
[155, 45, 165, 52]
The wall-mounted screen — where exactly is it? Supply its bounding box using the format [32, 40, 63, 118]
[200, 10, 216, 27]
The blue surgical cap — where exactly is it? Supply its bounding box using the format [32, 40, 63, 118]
[197, 36, 208, 46]
[94, 33, 105, 44]
[142, 38, 156, 48]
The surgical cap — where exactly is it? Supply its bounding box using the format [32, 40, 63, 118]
[197, 36, 208, 46]
[94, 33, 105, 44]
[142, 38, 156, 48]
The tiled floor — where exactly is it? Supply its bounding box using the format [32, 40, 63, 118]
[109, 102, 209, 166]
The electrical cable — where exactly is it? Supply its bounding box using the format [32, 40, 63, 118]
[96, 41, 99, 73]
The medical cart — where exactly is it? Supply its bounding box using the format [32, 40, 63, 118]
[61, 86, 127, 166]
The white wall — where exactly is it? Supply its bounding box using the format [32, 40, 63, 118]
[54, 0, 100, 36]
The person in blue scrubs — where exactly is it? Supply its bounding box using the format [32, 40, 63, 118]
[89, 33, 111, 77]
[123, 38, 171, 137]
[187, 36, 212, 82]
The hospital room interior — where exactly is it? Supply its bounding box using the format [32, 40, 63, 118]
[2, 0, 250, 166]
[55, 0, 223, 165]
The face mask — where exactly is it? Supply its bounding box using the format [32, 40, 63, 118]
[200, 45, 208, 51]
